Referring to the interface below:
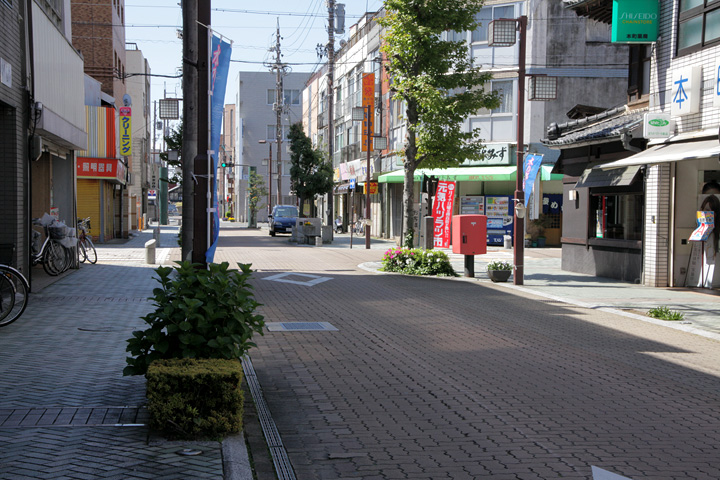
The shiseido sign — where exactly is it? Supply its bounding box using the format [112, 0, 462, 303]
[611, 0, 659, 44]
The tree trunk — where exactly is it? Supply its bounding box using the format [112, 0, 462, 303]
[402, 99, 420, 247]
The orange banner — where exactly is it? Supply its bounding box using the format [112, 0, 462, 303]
[361, 73, 375, 152]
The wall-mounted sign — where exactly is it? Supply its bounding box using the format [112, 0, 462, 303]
[119, 106, 132, 156]
[611, 0, 659, 44]
[463, 143, 513, 166]
[714, 61, 720, 109]
[671, 66, 702, 117]
[361, 73, 375, 152]
[0, 57, 11, 88]
[643, 113, 674, 138]
[77, 157, 127, 184]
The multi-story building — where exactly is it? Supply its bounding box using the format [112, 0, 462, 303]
[1, 0, 86, 286]
[71, 0, 129, 241]
[546, 0, 720, 288]
[125, 44, 151, 230]
[234, 71, 310, 222]
[304, 2, 629, 245]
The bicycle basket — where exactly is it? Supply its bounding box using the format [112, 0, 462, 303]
[48, 224, 68, 240]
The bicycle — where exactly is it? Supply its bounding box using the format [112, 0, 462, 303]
[0, 264, 29, 327]
[31, 216, 69, 276]
[77, 217, 97, 264]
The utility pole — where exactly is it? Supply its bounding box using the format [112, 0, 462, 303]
[513, 16, 528, 286]
[273, 19, 283, 207]
[192, 0, 211, 265]
[327, 0, 335, 229]
[181, 0, 197, 262]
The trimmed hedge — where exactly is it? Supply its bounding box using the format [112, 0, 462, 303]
[146, 358, 244, 440]
[380, 247, 457, 276]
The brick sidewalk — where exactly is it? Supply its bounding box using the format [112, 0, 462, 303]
[0, 224, 224, 479]
[218, 225, 720, 480]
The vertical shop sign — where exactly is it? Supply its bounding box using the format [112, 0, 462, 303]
[119, 107, 132, 156]
[432, 181, 456, 248]
[361, 73, 375, 152]
[671, 66, 702, 117]
[714, 61, 720, 109]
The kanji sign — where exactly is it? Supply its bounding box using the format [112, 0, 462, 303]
[671, 66, 701, 117]
[432, 181, 456, 248]
[76, 157, 126, 184]
[611, 0, 659, 44]
[361, 73, 375, 152]
[119, 107, 132, 156]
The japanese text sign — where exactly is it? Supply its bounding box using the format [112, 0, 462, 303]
[690, 211, 715, 242]
[432, 181, 456, 248]
[611, 0, 659, 44]
[361, 73, 375, 152]
[523, 154, 543, 207]
[714, 61, 720, 109]
[119, 107, 132, 156]
[671, 66, 701, 117]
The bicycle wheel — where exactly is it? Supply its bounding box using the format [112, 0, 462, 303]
[78, 240, 87, 263]
[0, 274, 16, 326]
[83, 238, 97, 264]
[0, 266, 29, 327]
[43, 241, 67, 276]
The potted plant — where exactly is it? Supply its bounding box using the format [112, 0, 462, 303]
[486, 260, 513, 283]
[528, 214, 552, 248]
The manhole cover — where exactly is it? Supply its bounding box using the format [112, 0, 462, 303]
[266, 322, 338, 332]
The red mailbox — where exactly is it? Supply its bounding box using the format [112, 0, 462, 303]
[452, 215, 487, 255]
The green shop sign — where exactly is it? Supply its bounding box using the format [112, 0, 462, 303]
[611, 0, 659, 43]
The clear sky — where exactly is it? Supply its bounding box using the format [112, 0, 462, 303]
[125, 1, 384, 131]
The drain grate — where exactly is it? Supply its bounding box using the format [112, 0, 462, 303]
[266, 322, 338, 332]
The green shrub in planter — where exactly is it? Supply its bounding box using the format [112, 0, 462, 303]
[380, 247, 457, 276]
[124, 261, 264, 376]
[146, 358, 243, 440]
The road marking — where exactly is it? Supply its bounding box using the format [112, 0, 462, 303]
[262, 272, 332, 286]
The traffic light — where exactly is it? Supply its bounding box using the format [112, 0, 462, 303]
[221, 161, 227, 168]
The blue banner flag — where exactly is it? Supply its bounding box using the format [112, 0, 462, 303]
[206, 34, 232, 264]
[523, 154, 543, 207]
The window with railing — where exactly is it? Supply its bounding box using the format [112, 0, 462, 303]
[472, 5, 515, 43]
[677, 0, 720, 55]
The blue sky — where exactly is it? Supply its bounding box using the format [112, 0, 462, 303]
[125, 1, 384, 115]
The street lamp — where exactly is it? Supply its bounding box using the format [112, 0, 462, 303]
[489, 16, 527, 286]
[352, 105, 387, 249]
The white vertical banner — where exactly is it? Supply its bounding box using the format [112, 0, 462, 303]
[713, 61, 720, 109]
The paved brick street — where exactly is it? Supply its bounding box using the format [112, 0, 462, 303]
[0, 226, 224, 480]
[217, 226, 720, 480]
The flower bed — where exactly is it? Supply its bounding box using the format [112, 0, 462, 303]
[380, 248, 457, 276]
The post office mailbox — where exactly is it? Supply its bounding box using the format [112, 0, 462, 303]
[452, 215, 487, 255]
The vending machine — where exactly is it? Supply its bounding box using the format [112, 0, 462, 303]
[484, 195, 513, 245]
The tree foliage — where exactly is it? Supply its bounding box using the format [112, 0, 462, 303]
[378, 0, 500, 241]
[247, 170, 268, 225]
[288, 122, 334, 217]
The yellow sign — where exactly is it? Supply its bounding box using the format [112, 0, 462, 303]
[361, 73, 375, 152]
[119, 107, 132, 156]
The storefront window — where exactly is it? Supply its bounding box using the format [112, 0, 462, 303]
[591, 193, 644, 241]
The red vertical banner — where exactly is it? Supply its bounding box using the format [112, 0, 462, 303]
[432, 181, 456, 248]
[361, 73, 375, 152]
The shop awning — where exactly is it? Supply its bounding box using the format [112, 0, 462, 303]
[378, 165, 561, 183]
[575, 165, 642, 188]
[596, 139, 720, 169]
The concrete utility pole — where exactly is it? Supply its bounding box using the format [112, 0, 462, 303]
[181, 0, 198, 262]
[513, 16, 528, 286]
[327, 0, 335, 228]
[192, 0, 211, 265]
[273, 20, 283, 207]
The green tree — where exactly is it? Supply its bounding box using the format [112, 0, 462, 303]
[247, 169, 268, 227]
[378, 0, 500, 246]
[288, 122, 334, 217]
[160, 121, 183, 184]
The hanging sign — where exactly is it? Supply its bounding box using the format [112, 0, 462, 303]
[119, 107, 132, 156]
[361, 73, 375, 152]
[432, 181, 456, 248]
[643, 113, 673, 138]
[611, 0, 659, 44]
[671, 66, 702, 117]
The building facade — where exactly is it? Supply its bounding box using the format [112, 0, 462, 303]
[234, 71, 310, 222]
[547, 0, 720, 289]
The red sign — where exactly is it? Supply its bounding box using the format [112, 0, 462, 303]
[77, 157, 126, 184]
[432, 181, 456, 248]
[361, 73, 375, 152]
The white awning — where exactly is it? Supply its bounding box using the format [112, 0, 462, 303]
[596, 139, 720, 169]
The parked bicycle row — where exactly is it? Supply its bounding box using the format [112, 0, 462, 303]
[31, 214, 98, 277]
